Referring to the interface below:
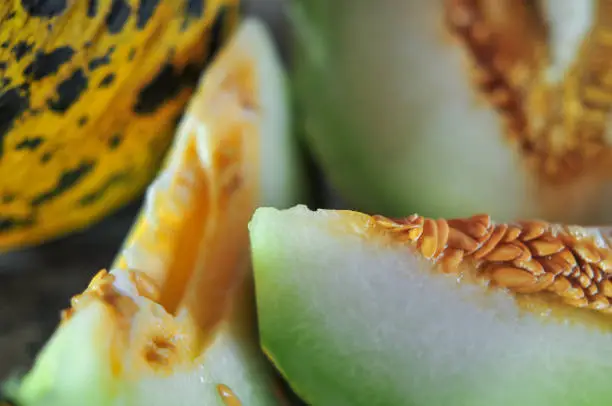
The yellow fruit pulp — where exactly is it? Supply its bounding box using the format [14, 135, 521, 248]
[112, 37, 262, 341]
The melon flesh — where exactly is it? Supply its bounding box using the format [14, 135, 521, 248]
[3, 17, 302, 406]
[4, 269, 277, 406]
[250, 205, 612, 406]
[290, 0, 612, 224]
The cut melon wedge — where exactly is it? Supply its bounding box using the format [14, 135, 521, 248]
[3, 17, 304, 406]
[291, 0, 612, 224]
[250, 205, 612, 406]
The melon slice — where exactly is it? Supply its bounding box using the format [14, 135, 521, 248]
[291, 0, 612, 224]
[250, 205, 612, 406]
[2, 17, 304, 406]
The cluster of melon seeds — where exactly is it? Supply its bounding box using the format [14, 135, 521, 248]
[373, 213, 612, 314]
[0, 0, 238, 250]
[445, 0, 612, 182]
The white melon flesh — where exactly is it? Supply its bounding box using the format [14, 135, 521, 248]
[3, 17, 301, 406]
[250, 205, 612, 406]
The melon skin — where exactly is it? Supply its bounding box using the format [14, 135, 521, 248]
[250, 206, 612, 406]
[0, 0, 240, 252]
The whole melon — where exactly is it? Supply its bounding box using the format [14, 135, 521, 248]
[0, 0, 238, 251]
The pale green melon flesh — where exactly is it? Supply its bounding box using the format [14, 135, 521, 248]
[3, 17, 302, 406]
[250, 205, 612, 406]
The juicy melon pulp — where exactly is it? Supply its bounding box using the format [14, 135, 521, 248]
[3, 17, 303, 406]
[250, 205, 612, 406]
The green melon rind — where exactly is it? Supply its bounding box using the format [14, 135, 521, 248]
[250, 205, 612, 406]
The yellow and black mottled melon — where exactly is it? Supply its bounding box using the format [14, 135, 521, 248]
[0, 0, 239, 251]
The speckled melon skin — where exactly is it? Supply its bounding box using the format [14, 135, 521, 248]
[0, 0, 238, 251]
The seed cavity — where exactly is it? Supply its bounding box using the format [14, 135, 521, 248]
[144, 336, 177, 368]
[444, 0, 612, 183]
[374, 212, 612, 314]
